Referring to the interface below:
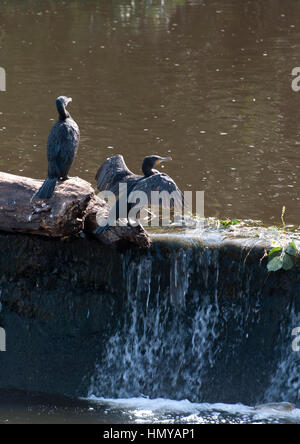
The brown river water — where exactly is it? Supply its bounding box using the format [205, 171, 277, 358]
[0, 0, 299, 225]
[1, 0, 300, 425]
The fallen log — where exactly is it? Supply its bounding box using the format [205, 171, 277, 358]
[0, 172, 151, 248]
[84, 194, 151, 249]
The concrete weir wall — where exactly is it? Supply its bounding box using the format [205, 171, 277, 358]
[0, 230, 300, 405]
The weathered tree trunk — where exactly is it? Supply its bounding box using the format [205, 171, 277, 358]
[0, 172, 150, 248]
[84, 195, 151, 249]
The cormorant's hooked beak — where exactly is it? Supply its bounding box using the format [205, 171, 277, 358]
[156, 156, 172, 165]
[66, 97, 72, 106]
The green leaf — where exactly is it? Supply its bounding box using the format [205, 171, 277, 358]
[267, 256, 283, 272]
[221, 218, 240, 227]
[286, 241, 298, 256]
[282, 253, 294, 270]
[221, 219, 231, 227]
[268, 247, 282, 259]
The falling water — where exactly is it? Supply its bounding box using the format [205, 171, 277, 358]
[88, 247, 221, 400]
[264, 308, 300, 403]
[87, 241, 296, 405]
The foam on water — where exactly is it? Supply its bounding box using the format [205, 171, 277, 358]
[87, 396, 300, 424]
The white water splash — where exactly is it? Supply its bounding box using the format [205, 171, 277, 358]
[88, 249, 222, 400]
[86, 395, 300, 424]
[88, 245, 300, 406]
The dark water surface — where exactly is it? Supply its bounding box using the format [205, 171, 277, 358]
[0, 0, 299, 224]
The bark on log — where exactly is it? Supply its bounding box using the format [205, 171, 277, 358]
[0, 172, 151, 248]
[84, 195, 151, 249]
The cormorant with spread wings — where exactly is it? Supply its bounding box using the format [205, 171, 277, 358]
[94, 154, 185, 234]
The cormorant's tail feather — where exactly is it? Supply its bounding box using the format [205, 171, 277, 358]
[94, 224, 109, 235]
[36, 177, 57, 199]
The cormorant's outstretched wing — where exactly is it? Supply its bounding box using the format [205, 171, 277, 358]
[95, 154, 135, 195]
[129, 173, 186, 213]
[94, 172, 187, 235]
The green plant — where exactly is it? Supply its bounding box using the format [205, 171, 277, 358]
[267, 241, 298, 272]
[220, 218, 240, 228]
[265, 206, 299, 272]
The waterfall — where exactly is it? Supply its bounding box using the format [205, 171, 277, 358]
[88, 247, 221, 400]
[88, 241, 297, 405]
[1, 231, 299, 405]
[264, 308, 300, 403]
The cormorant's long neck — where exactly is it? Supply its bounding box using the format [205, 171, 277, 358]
[57, 102, 70, 120]
[142, 164, 155, 177]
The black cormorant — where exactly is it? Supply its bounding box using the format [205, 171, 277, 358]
[36, 96, 80, 199]
[94, 154, 185, 234]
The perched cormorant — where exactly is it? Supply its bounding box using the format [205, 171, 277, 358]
[36, 96, 80, 199]
[94, 154, 185, 234]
